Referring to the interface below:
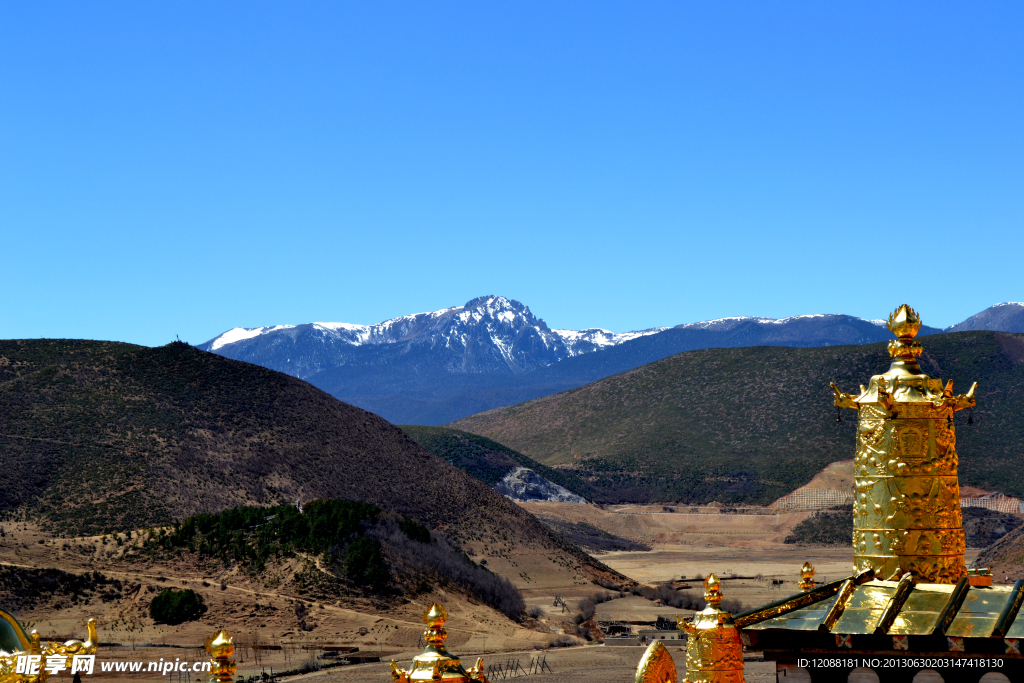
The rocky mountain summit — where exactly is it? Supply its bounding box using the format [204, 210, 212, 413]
[201, 296, 664, 379]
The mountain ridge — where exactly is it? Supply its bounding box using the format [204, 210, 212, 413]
[199, 299, 1019, 425]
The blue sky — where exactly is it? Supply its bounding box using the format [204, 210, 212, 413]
[2, 3, 1022, 346]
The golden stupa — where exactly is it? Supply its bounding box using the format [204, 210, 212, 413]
[832, 304, 976, 583]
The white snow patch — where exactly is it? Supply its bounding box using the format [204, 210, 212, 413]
[552, 327, 668, 355]
[210, 325, 296, 350]
[314, 322, 371, 332]
[767, 314, 827, 324]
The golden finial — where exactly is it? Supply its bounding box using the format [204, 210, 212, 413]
[886, 304, 924, 361]
[390, 603, 486, 682]
[204, 630, 236, 683]
[674, 572, 744, 682]
[421, 603, 449, 650]
[799, 562, 816, 591]
[886, 304, 922, 339]
[423, 603, 447, 628]
[703, 573, 723, 607]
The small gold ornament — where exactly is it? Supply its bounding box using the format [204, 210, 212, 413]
[799, 562, 816, 591]
[204, 630, 236, 683]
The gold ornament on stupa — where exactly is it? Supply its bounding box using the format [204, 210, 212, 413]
[832, 304, 977, 584]
[391, 604, 487, 683]
[798, 562, 816, 592]
[677, 574, 744, 683]
[204, 630, 236, 683]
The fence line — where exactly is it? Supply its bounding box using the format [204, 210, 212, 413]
[774, 489, 853, 510]
[960, 493, 1024, 514]
[776, 488, 1024, 514]
[484, 654, 552, 679]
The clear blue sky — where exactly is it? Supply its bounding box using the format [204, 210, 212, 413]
[2, 3, 1022, 346]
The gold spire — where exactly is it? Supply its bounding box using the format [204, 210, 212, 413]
[674, 575, 745, 683]
[390, 604, 487, 682]
[204, 630, 236, 683]
[886, 304, 924, 367]
[833, 304, 978, 584]
[704, 573, 723, 607]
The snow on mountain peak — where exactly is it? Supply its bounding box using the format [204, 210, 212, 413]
[210, 325, 297, 351]
[552, 327, 669, 356]
[201, 296, 664, 365]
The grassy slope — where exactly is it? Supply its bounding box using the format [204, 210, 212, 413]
[452, 332, 1024, 505]
[400, 425, 595, 499]
[0, 339, 624, 586]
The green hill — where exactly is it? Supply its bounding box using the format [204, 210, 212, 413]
[451, 332, 1024, 505]
[400, 425, 595, 499]
[0, 339, 624, 589]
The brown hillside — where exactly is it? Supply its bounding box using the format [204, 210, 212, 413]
[974, 524, 1024, 580]
[0, 339, 623, 587]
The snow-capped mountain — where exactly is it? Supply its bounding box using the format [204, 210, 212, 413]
[199, 298, 1016, 426]
[200, 296, 662, 380]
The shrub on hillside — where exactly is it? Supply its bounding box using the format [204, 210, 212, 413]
[784, 507, 853, 546]
[399, 516, 431, 544]
[149, 588, 207, 625]
[345, 537, 390, 589]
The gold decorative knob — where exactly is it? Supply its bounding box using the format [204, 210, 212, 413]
[204, 630, 236, 683]
[703, 573, 723, 607]
[799, 562, 816, 591]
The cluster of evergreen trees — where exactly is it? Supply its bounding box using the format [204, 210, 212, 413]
[156, 499, 421, 590]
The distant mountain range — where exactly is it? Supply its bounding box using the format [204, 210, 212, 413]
[200, 299, 1024, 425]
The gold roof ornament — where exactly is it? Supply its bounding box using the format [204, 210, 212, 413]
[391, 604, 487, 683]
[634, 640, 676, 683]
[204, 630, 236, 683]
[678, 575, 744, 683]
[798, 562, 816, 592]
[0, 610, 97, 683]
[832, 304, 977, 584]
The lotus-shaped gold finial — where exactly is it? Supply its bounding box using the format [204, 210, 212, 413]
[204, 630, 236, 682]
[887, 304, 922, 340]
